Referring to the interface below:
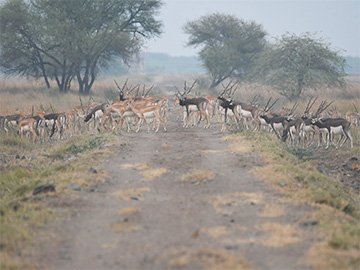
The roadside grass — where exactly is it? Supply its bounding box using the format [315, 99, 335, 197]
[231, 130, 360, 269]
[180, 169, 215, 184]
[0, 132, 116, 270]
[0, 132, 36, 154]
[166, 247, 251, 270]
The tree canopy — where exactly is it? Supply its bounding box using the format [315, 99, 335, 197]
[184, 13, 267, 88]
[0, 0, 162, 94]
[256, 33, 346, 100]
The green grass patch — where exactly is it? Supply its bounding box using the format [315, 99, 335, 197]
[329, 221, 360, 250]
[286, 145, 314, 160]
[0, 132, 115, 269]
[51, 135, 106, 156]
[0, 133, 35, 153]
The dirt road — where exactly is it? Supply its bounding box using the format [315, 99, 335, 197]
[35, 115, 318, 270]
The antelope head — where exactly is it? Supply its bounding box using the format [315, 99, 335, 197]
[218, 81, 236, 103]
[177, 80, 197, 103]
[114, 78, 128, 101]
[311, 100, 335, 123]
[303, 97, 317, 119]
[285, 102, 299, 120]
[262, 97, 279, 115]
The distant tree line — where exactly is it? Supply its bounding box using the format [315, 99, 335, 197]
[0, 0, 162, 94]
[184, 13, 346, 100]
[0, 1, 348, 99]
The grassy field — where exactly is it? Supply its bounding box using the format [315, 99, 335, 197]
[226, 131, 359, 269]
[0, 75, 359, 269]
[0, 131, 118, 269]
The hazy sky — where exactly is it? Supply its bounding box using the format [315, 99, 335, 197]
[145, 0, 360, 57]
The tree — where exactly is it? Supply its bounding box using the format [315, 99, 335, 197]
[0, 0, 162, 94]
[0, 0, 53, 88]
[184, 13, 267, 88]
[256, 33, 346, 100]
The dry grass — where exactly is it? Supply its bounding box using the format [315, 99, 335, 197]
[118, 207, 140, 216]
[221, 223, 301, 249]
[0, 132, 117, 270]
[234, 131, 360, 269]
[259, 223, 301, 247]
[120, 162, 150, 170]
[120, 162, 167, 180]
[201, 226, 229, 239]
[1, 75, 359, 119]
[161, 143, 173, 150]
[209, 192, 264, 215]
[307, 242, 360, 270]
[202, 149, 224, 154]
[1, 73, 359, 270]
[112, 187, 150, 201]
[166, 247, 251, 270]
[140, 167, 168, 180]
[180, 169, 215, 184]
[101, 241, 118, 250]
[259, 203, 285, 218]
[224, 135, 253, 154]
[110, 221, 141, 233]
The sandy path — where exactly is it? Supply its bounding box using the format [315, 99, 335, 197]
[36, 114, 316, 270]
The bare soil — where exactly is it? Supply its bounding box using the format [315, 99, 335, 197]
[312, 149, 360, 191]
[29, 114, 321, 270]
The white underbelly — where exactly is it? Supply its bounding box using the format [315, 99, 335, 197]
[273, 123, 283, 130]
[330, 126, 343, 134]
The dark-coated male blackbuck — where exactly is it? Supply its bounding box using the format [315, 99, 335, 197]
[281, 98, 316, 144]
[217, 81, 240, 130]
[84, 103, 108, 132]
[114, 79, 140, 101]
[310, 100, 353, 149]
[217, 82, 260, 130]
[258, 97, 286, 138]
[176, 80, 210, 128]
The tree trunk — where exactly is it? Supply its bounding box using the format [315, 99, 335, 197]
[76, 58, 98, 95]
[38, 57, 51, 88]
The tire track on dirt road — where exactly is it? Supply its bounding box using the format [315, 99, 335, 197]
[36, 119, 317, 270]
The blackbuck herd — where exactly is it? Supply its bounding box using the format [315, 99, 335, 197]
[0, 80, 359, 150]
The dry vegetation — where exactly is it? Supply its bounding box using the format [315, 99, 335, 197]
[0, 75, 359, 269]
[0, 132, 117, 269]
[1, 74, 359, 114]
[228, 131, 360, 269]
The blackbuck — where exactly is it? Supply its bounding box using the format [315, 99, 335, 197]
[298, 116, 317, 146]
[84, 103, 108, 132]
[280, 103, 312, 144]
[258, 98, 286, 138]
[307, 100, 334, 147]
[311, 117, 353, 149]
[3, 113, 25, 132]
[126, 99, 167, 133]
[115, 79, 138, 101]
[296, 97, 319, 146]
[204, 95, 218, 118]
[219, 82, 259, 130]
[101, 101, 136, 132]
[0, 115, 5, 132]
[18, 117, 39, 141]
[176, 80, 210, 128]
[308, 100, 352, 149]
[41, 113, 67, 139]
[346, 103, 360, 127]
[114, 79, 155, 102]
[281, 117, 303, 144]
[237, 102, 259, 130]
[217, 81, 241, 131]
